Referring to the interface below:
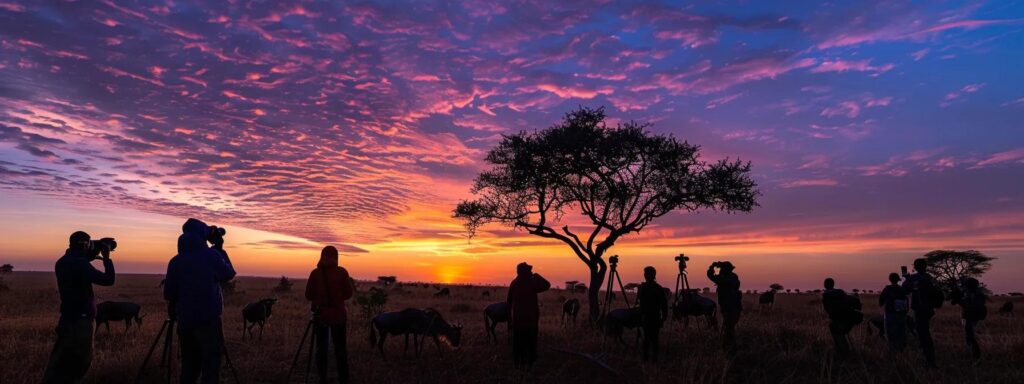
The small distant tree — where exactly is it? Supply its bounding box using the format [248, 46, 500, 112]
[623, 283, 640, 291]
[274, 276, 293, 293]
[454, 106, 758, 319]
[565, 280, 579, 290]
[924, 250, 995, 294]
[377, 276, 397, 286]
[852, 288, 860, 294]
[356, 288, 389, 318]
[785, 288, 791, 294]
[0, 264, 13, 273]
[794, 288, 801, 294]
[770, 283, 784, 291]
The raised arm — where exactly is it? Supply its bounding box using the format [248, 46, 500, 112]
[209, 248, 237, 282]
[533, 273, 551, 293]
[339, 269, 355, 301]
[87, 256, 115, 286]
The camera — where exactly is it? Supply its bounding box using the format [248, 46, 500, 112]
[608, 255, 619, 266]
[675, 253, 689, 272]
[88, 237, 117, 259]
[207, 226, 226, 242]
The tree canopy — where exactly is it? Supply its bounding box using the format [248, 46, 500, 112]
[454, 106, 759, 318]
[924, 250, 995, 293]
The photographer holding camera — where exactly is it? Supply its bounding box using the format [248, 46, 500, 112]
[707, 261, 742, 352]
[164, 218, 236, 384]
[304, 246, 355, 384]
[43, 231, 116, 384]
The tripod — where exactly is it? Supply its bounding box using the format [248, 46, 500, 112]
[286, 316, 317, 384]
[673, 253, 691, 304]
[602, 255, 631, 318]
[135, 318, 241, 384]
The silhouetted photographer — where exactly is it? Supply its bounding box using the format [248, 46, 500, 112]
[304, 246, 355, 384]
[878, 273, 909, 351]
[822, 278, 863, 357]
[707, 261, 741, 352]
[951, 277, 987, 360]
[43, 231, 117, 384]
[507, 262, 550, 369]
[901, 258, 941, 367]
[164, 218, 236, 384]
[637, 266, 668, 362]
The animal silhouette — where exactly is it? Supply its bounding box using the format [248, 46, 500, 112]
[434, 287, 451, 297]
[603, 307, 642, 344]
[672, 290, 717, 329]
[95, 301, 143, 333]
[759, 290, 776, 310]
[998, 301, 1014, 316]
[483, 302, 511, 343]
[242, 298, 277, 339]
[562, 298, 581, 326]
[370, 308, 463, 360]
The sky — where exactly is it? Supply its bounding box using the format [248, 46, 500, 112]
[1, 0, 1023, 292]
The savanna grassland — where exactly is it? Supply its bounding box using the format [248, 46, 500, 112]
[1, 272, 1022, 384]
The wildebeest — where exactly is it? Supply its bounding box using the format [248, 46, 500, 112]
[562, 299, 581, 326]
[434, 287, 451, 297]
[758, 290, 776, 310]
[370, 308, 463, 359]
[867, 314, 917, 339]
[603, 308, 642, 344]
[672, 291, 717, 329]
[483, 302, 511, 343]
[998, 301, 1014, 316]
[242, 298, 277, 339]
[96, 301, 143, 333]
[481, 290, 491, 297]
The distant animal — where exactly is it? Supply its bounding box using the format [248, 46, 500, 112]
[998, 301, 1014, 316]
[759, 290, 776, 310]
[242, 298, 278, 339]
[481, 290, 491, 297]
[867, 314, 916, 339]
[434, 287, 451, 297]
[562, 299, 581, 326]
[603, 308, 642, 344]
[96, 301, 143, 333]
[483, 302, 511, 343]
[672, 291, 717, 329]
[369, 308, 463, 360]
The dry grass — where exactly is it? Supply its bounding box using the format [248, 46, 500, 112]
[1, 271, 1022, 383]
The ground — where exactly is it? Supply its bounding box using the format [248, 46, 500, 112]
[0, 272, 1022, 383]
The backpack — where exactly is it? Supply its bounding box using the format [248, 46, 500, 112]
[844, 295, 864, 325]
[921, 279, 944, 309]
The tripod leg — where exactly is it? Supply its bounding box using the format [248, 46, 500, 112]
[134, 319, 169, 384]
[286, 320, 314, 383]
[614, 271, 630, 307]
[222, 346, 241, 384]
[163, 322, 175, 383]
[305, 323, 316, 384]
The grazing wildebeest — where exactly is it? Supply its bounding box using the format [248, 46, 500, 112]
[998, 301, 1014, 316]
[434, 287, 451, 297]
[482, 290, 491, 297]
[95, 301, 143, 333]
[370, 308, 463, 359]
[672, 291, 717, 329]
[242, 298, 277, 339]
[759, 290, 776, 310]
[561, 299, 581, 326]
[603, 308, 642, 344]
[483, 302, 511, 343]
[867, 314, 916, 339]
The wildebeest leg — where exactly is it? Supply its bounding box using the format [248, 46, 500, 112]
[434, 335, 443, 355]
[259, 321, 265, 339]
[124, 320, 130, 334]
[403, 333, 409, 358]
[105, 322, 111, 333]
[377, 333, 387, 360]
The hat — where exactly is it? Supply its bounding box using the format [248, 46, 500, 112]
[516, 262, 533, 275]
[69, 231, 90, 247]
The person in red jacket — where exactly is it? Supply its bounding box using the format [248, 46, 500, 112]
[507, 262, 550, 369]
[305, 246, 355, 384]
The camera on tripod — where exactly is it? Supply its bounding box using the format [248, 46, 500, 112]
[675, 253, 689, 272]
[608, 254, 620, 267]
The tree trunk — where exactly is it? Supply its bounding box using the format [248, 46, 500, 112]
[587, 267, 606, 321]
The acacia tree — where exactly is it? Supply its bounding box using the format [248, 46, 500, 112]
[924, 250, 995, 294]
[454, 107, 758, 319]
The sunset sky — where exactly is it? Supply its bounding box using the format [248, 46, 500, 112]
[1, 1, 1023, 292]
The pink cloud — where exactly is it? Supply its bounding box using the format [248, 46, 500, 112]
[780, 178, 839, 188]
[811, 59, 895, 74]
[820, 101, 861, 118]
[974, 148, 1024, 168]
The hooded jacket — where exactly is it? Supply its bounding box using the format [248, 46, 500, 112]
[164, 219, 236, 328]
[708, 267, 742, 313]
[507, 271, 551, 328]
[304, 248, 354, 325]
